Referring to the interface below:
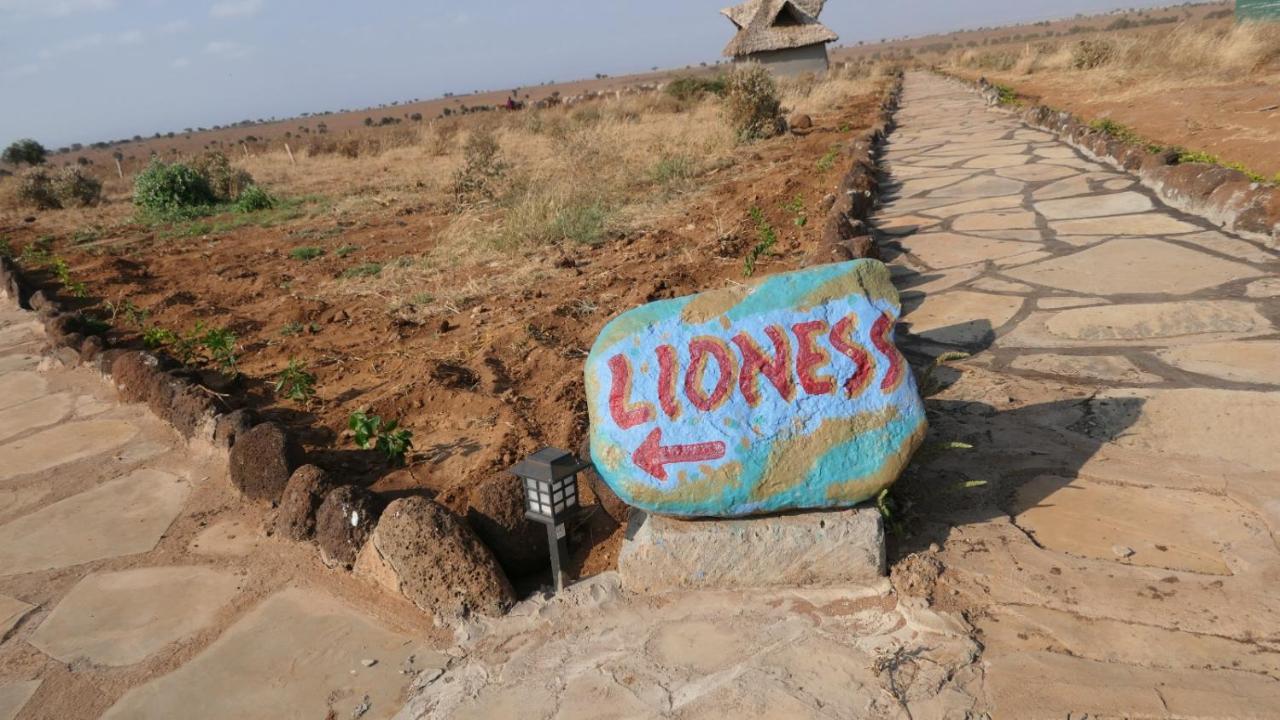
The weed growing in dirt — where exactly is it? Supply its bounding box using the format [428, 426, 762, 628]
[341, 262, 382, 279]
[50, 258, 88, 298]
[335, 244, 359, 258]
[991, 83, 1020, 106]
[72, 226, 102, 245]
[16, 168, 60, 210]
[274, 359, 316, 403]
[918, 351, 970, 398]
[724, 63, 785, 142]
[783, 195, 808, 227]
[666, 75, 727, 102]
[816, 147, 840, 172]
[199, 326, 239, 374]
[19, 237, 53, 266]
[280, 322, 304, 336]
[142, 326, 178, 350]
[743, 206, 778, 277]
[106, 299, 148, 327]
[651, 155, 695, 187]
[133, 160, 217, 218]
[1088, 118, 1143, 145]
[348, 410, 413, 466]
[0, 238, 11, 259]
[289, 246, 325, 261]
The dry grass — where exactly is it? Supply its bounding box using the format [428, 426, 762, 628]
[948, 20, 1280, 84]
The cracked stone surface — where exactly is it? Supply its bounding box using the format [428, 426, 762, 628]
[869, 72, 1280, 718]
[0, 681, 40, 720]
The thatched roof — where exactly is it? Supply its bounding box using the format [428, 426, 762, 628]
[721, 0, 837, 56]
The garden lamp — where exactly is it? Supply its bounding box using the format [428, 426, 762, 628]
[509, 447, 589, 593]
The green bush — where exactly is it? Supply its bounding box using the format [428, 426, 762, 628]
[724, 63, 784, 142]
[234, 185, 276, 213]
[2, 139, 48, 166]
[289, 246, 324, 261]
[133, 160, 217, 216]
[666, 75, 727, 101]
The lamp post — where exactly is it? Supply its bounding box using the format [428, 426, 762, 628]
[509, 447, 590, 593]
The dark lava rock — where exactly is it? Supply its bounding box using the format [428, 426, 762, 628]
[228, 422, 300, 503]
[315, 485, 382, 569]
[274, 465, 336, 541]
[467, 471, 548, 578]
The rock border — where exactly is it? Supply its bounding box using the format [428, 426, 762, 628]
[945, 72, 1279, 246]
[810, 69, 905, 266]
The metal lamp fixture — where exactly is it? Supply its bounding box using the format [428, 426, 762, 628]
[508, 447, 590, 593]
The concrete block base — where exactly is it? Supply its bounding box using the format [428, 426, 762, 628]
[618, 507, 885, 593]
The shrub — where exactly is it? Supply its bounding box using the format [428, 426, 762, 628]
[651, 155, 695, 186]
[234, 184, 275, 213]
[2, 139, 48, 166]
[133, 160, 216, 216]
[451, 125, 508, 205]
[724, 63, 784, 142]
[428, 121, 460, 156]
[190, 151, 254, 202]
[289, 246, 324, 261]
[16, 167, 60, 210]
[666, 75, 727, 102]
[52, 166, 102, 207]
[1072, 39, 1116, 70]
[275, 359, 316, 402]
[348, 410, 413, 466]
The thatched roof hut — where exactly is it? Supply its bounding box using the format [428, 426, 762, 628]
[721, 0, 838, 75]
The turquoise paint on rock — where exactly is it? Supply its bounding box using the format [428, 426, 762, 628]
[584, 259, 927, 518]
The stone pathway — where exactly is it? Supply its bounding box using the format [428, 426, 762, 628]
[0, 304, 440, 718]
[394, 73, 1280, 718]
[880, 72, 1280, 717]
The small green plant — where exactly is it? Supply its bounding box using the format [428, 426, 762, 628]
[783, 194, 807, 227]
[743, 206, 778, 278]
[875, 487, 910, 539]
[919, 351, 970, 398]
[335, 244, 359, 258]
[348, 410, 414, 466]
[234, 185, 276, 213]
[451, 125, 508, 206]
[0, 238, 11, 259]
[199, 326, 238, 373]
[274, 359, 317, 403]
[142, 326, 178, 350]
[107, 299, 148, 327]
[1088, 118, 1143, 145]
[72, 226, 102, 245]
[816, 147, 840, 172]
[341, 262, 382, 279]
[280, 321, 305, 336]
[289, 246, 325, 261]
[992, 83, 1020, 107]
[19, 236, 53, 266]
[838, 122, 853, 133]
[651, 155, 695, 186]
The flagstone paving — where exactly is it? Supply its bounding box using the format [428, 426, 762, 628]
[873, 72, 1280, 718]
[0, 305, 438, 719]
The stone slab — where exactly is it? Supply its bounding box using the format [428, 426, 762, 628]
[902, 233, 1037, 269]
[1035, 191, 1154, 220]
[1156, 341, 1280, 385]
[0, 469, 189, 575]
[618, 507, 884, 593]
[0, 371, 47, 411]
[901, 290, 1025, 346]
[1049, 213, 1200, 236]
[0, 419, 139, 482]
[0, 681, 40, 720]
[28, 566, 241, 666]
[103, 588, 426, 720]
[0, 393, 74, 443]
[0, 594, 34, 638]
[1010, 353, 1160, 384]
[1005, 238, 1260, 296]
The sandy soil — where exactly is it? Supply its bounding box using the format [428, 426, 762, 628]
[0, 90, 885, 584]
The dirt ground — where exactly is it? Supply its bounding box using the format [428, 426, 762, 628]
[0, 87, 886, 584]
[951, 69, 1280, 178]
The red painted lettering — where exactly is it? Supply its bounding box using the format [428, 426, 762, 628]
[792, 320, 836, 396]
[871, 312, 906, 393]
[830, 315, 876, 398]
[732, 326, 795, 407]
[684, 336, 737, 412]
[607, 354, 655, 429]
[656, 344, 682, 420]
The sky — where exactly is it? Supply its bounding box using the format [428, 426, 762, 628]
[0, 0, 1181, 149]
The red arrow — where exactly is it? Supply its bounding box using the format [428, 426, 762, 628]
[633, 428, 727, 481]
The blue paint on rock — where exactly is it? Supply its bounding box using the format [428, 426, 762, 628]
[585, 259, 927, 518]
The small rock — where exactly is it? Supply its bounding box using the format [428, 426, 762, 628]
[228, 422, 302, 504]
[790, 113, 813, 131]
[274, 465, 336, 541]
[361, 658, 377, 667]
[1112, 545, 1136, 559]
[315, 485, 382, 569]
[355, 496, 514, 620]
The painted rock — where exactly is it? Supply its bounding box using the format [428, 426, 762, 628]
[585, 259, 926, 518]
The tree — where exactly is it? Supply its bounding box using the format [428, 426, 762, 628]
[3, 138, 48, 166]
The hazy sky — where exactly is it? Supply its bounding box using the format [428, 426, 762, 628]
[1, 0, 1178, 148]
